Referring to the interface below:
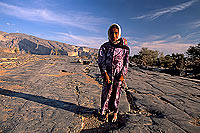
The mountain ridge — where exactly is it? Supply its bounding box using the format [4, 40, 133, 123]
[0, 31, 98, 57]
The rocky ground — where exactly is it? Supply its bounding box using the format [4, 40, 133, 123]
[0, 52, 200, 133]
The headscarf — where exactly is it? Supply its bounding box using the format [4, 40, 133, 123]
[107, 23, 129, 50]
[108, 23, 121, 44]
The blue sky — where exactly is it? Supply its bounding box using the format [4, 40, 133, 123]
[0, 0, 200, 55]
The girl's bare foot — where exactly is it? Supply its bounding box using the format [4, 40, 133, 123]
[112, 112, 117, 122]
[105, 112, 109, 122]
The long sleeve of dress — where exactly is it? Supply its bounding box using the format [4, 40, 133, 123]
[98, 45, 106, 76]
[121, 45, 129, 77]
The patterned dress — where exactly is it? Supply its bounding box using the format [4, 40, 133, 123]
[98, 38, 129, 115]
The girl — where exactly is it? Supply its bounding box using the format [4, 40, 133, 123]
[98, 23, 130, 122]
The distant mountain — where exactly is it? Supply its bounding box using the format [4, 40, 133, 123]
[0, 31, 98, 57]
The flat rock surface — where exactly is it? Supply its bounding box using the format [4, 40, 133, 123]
[0, 53, 200, 133]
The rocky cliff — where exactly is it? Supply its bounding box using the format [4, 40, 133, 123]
[0, 31, 98, 57]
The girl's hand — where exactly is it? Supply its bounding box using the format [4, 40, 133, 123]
[119, 75, 124, 81]
[105, 71, 111, 84]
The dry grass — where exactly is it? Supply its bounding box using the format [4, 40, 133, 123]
[189, 117, 200, 126]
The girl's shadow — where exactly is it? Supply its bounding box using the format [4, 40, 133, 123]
[0, 88, 96, 115]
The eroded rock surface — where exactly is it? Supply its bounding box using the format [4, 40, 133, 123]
[0, 53, 199, 132]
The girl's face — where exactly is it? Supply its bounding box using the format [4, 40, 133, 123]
[110, 27, 119, 42]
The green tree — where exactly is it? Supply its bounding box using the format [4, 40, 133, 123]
[138, 47, 159, 66]
[157, 52, 165, 67]
[171, 53, 185, 70]
[186, 43, 200, 76]
[162, 55, 175, 68]
[186, 43, 200, 60]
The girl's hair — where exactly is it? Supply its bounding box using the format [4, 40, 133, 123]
[110, 25, 119, 30]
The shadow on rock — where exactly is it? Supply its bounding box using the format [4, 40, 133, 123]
[0, 88, 96, 115]
[81, 114, 128, 133]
